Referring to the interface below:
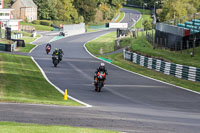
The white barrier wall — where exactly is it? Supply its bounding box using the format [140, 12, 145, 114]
[63, 23, 85, 36]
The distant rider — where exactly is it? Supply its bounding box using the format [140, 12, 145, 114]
[46, 43, 51, 49]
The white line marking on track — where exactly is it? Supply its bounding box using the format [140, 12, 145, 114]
[83, 84, 166, 88]
[0, 102, 88, 108]
[29, 45, 38, 54]
[31, 57, 92, 108]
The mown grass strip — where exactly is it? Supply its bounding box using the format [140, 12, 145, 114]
[85, 30, 200, 93]
[0, 122, 119, 133]
[0, 53, 81, 106]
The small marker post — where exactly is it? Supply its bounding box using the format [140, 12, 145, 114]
[64, 89, 68, 100]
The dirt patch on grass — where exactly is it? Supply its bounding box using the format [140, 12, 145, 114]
[100, 47, 104, 54]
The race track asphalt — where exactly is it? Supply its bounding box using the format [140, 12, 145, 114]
[0, 8, 200, 133]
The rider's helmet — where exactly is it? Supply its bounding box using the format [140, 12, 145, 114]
[55, 48, 59, 54]
[99, 63, 105, 71]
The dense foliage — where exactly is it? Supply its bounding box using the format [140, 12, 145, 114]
[159, 0, 200, 22]
[126, 0, 200, 22]
[32, 0, 125, 24]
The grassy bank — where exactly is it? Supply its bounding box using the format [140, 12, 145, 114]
[20, 22, 53, 31]
[86, 32, 116, 54]
[85, 31, 200, 92]
[0, 122, 118, 133]
[120, 33, 200, 68]
[0, 52, 81, 106]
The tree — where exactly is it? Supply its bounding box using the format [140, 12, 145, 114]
[73, 0, 97, 24]
[159, 0, 187, 22]
[56, 0, 79, 23]
[33, 0, 55, 20]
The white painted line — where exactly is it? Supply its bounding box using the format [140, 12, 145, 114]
[30, 34, 43, 45]
[29, 33, 43, 54]
[31, 57, 92, 108]
[0, 102, 88, 108]
[29, 45, 38, 54]
[118, 12, 125, 23]
[83, 34, 200, 96]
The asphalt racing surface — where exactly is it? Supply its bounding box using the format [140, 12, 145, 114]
[1, 8, 200, 133]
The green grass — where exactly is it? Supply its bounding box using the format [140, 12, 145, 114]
[124, 7, 152, 29]
[20, 22, 53, 31]
[17, 44, 36, 53]
[16, 37, 38, 53]
[85, 30, 200, 93]
[86, 32, 116, 54]
[120, 32, 200, 68]
[0, 122, 118, 133]
[0, 53, 81, 106]
[17, 34, 41, 53]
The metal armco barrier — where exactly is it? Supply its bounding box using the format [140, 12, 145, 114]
[123, 50, 200, 82]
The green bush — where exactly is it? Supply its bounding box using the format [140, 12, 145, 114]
[32, 20, 40, 25]
[144, 20, 152, 30]
[40, 20, 53, 26]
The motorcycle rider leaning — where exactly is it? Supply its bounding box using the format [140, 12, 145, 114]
[52, 48, 59, 56]
[94, 63, 108, 86]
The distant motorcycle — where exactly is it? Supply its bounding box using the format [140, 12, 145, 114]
[46, 45, 51, 54]
[94, 71, 106, 92]
[52, 55, 59, 67]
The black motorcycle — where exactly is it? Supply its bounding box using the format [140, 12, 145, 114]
[52, 55, 59, 67]
[94, 71, 106, 92]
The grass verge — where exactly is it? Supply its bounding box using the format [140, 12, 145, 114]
[0, 52, 81, 106]
[20, 22, 53, 31]
[17, 35, 41, 53]
[120, 32, 200, 68]
[0, 122, 118, 133]
[85, 31, 200, 93]
[86, 32, 116, 54]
